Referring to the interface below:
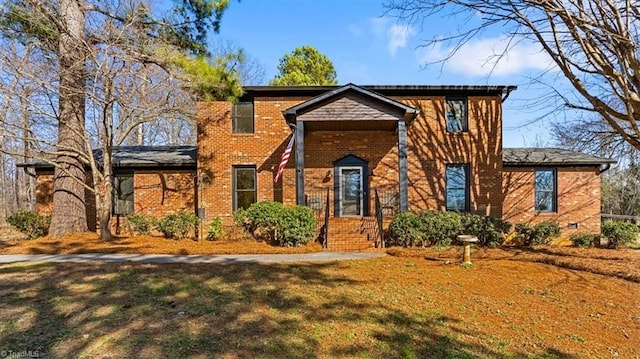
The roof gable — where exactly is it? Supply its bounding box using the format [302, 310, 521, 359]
[283, 83, 418, 123]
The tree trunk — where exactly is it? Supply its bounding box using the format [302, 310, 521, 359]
[49, 0, 88, 237]
[96, 187, 113, 241]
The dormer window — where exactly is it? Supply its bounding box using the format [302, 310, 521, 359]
[232, 101, 254, 133]
[446, 97, 468, 132]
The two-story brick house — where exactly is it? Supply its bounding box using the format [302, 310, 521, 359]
[29, 83, 614, 250]
[195, 83, 614, 249]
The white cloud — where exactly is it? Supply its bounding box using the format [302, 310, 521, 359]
[368, 17, 415, 57]
[348, 24, 363, 37]
[418, 36, 554, 77]
[387, 24, 414, 57]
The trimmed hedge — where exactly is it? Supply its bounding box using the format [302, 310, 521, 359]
[6, 211, 50, 239]
[387, 210, 510, 248]
[126, 214, 154, 235]
[157, 211, 199, 239]
[387, 212, 426, 247]
[570, 232, 597, 248]
[515, 221, 561, 246]
[601, 220, 639, 249]
[235, 201, 316, 247]
[461, 214, 511, 247]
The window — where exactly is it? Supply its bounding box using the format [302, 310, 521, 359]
[535, 169, 556, 212]
[446, 97, 468, 132]
[233, 166, 256, 211]
[113, 172, 134, 215]
[232, 101, 254, 133]
[446, 164, 469, 212]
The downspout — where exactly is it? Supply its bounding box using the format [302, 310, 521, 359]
[501, 86, 517, 102]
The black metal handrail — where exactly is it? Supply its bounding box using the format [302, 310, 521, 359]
[305, 189, 330, 249]
[323, 188, 330, 249]
[374, 189, 384, 248]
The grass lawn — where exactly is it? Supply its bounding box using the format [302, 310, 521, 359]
[1, 249, 639, 358]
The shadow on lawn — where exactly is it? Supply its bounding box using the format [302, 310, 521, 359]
[0, 261, 579, 358]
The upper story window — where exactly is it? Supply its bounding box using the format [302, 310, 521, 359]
[446, 97, 468, 132]
[113, 172, 134, 215]
[445, 164, 469, 212]
[535, 168, 556, 212]
[232, 101, 254, 133]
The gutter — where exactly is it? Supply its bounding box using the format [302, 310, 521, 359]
[599, 163, 612, 173]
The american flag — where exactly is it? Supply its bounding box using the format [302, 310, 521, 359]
[274, 134, 295, 183]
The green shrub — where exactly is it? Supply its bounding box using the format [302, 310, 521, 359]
[419, 210, 462, 246]
[126, 214, 154, 235]
[388, 212, 426, 247]
[239, 201, 285, 241]
[6, 211, 50, 239]
[206, 217, 226, 241]
[516, 221, 561, 246]
[276, 205, 316, 247]
[238, 201, 317, 247]
[461, 214, 511, 247]
[388, 211, 461, 247]
[601, 220, 639, 249]
[570, 232, 597, 248]
[156, 211, 199, 239]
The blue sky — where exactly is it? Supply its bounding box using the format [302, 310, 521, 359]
[215, 0, 565, 148]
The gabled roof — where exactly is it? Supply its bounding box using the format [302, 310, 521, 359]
[20, 145, 196, 170]
[503, 148, 616, 166]
[282, 83, 419, 123]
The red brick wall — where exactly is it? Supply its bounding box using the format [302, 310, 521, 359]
[197, 98, 303, 224]
[403, 97, 503, 217]
[503, 167, 602, 235]
[35, 170, 196, 233]
[133, 171, 195, 217]
[197, 94, 505, 223]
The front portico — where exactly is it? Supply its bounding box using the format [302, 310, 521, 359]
[282, 83, 418, 218]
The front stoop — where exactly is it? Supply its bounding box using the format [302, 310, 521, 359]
[326, 217, 378, 251]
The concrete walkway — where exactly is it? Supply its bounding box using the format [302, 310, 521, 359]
[0, 252, 386, 264]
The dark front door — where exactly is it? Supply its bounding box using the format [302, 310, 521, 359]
[339, 167, 363, 216]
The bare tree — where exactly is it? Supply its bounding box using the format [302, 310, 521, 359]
[385, 0, 640, 149]
[1, 0, 242, 239]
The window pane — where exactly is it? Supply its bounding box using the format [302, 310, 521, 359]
[233, 102, 254, 133]
[113, 174, 134, 215]
[236, 191, 256, 210]
[235, 168, 255, 190]
[234, 166, 257, 211]
[535, 170, 553, 191]
[446, 165, 468, 212]
[446, 98, 467, 132]
[447, 189, 466, 212]
[535, 169, 555, 211]
[535, 191, 553, 211]
[446, 166, 465, 189]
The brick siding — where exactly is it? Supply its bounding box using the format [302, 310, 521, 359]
[503, 167, 602, 236]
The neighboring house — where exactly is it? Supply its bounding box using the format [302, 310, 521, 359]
[27, 84, 614, 250]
